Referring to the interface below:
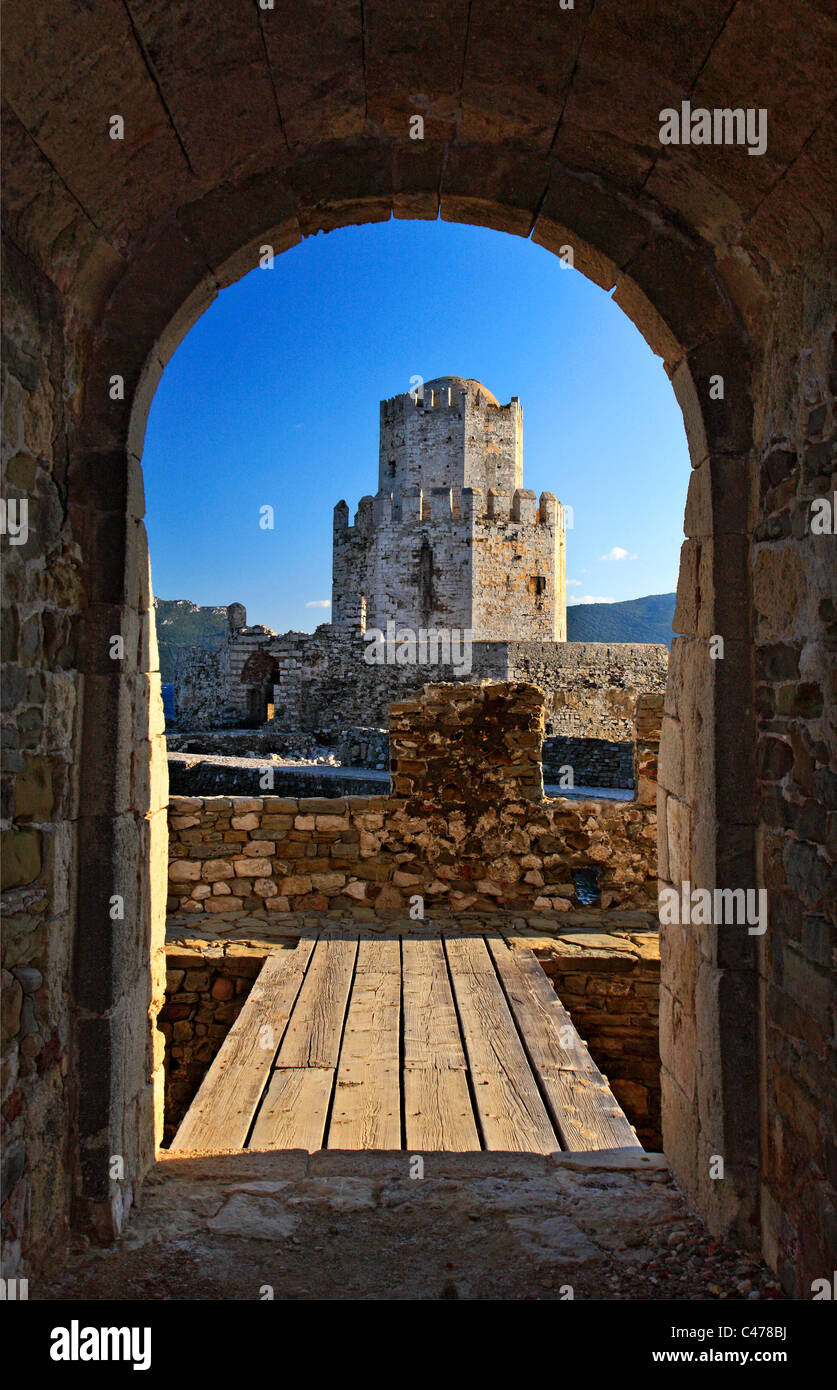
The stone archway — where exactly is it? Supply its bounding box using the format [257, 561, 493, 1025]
[240, 651, 281, 727]
[73, 173, 760, 1253]
[2, 2, 834, 1295]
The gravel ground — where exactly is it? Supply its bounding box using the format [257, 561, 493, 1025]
[34, 1152, 787, 1303]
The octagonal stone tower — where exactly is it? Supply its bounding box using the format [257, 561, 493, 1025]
[332, 377, 566, 641]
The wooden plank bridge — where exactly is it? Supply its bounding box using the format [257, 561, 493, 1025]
[171, 933, 641, 1155]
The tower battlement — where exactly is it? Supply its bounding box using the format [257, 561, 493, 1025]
[334, 487, 562, 530]
[332, 379, 565, 641]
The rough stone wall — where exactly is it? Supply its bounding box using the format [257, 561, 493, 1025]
[1, 235, 168, 1275]
[542, 737, 635, 789]
[166, 684, 660, 921]
[477, 640, 670, 738]
[655, 269, 835, 1295]
[470, 505, 564, 641]
[750, 261, 837, 1295]
[1, 241, 80, 1278]
[168, 725, 633, 789]
[173, 641, 235, 727]
[174, 621, 668, 739]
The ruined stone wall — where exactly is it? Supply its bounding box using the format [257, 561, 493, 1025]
[476, 640, 670, 737]
[174, 621, 668, 739]
[173, 641, 235, 727]
[166, 684, 661, 922]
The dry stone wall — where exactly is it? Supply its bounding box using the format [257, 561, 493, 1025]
[167, 684, 662, 922]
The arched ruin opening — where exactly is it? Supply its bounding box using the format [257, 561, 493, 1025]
[240, 651, 282, 727]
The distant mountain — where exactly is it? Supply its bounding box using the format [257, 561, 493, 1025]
[567, 593, 676, 647]
[154, 598, 229, 683]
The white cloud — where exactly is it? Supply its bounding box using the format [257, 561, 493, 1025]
[600, 546, 637, 562]
[567, 579, 582, 587]
[305, 599, 331, 608]
[567, 595, 615, 605]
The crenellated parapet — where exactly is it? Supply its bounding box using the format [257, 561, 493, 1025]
[335, 485, 563, 533]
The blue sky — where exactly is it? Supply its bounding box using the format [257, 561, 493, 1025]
[143, 218, 690, 634]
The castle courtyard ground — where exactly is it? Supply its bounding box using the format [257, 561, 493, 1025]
[38, 1150, 782, 1304]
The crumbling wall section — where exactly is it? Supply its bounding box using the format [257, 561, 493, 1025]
[166, 684, 661, 922]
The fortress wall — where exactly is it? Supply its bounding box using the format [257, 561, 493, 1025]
[472, 640, 670, 739]
[173, 625, 668, 739]
[471, 509, 562, 641]
[333, 483, 563, 641]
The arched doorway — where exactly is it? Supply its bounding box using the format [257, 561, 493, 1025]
[240, 651, 281, 727]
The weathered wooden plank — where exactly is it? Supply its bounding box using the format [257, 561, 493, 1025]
[404, 1066, 481, 1151]
[402, 936, 467, 1069]
[445, 935, 558, 1154]
[249, 1068, 335, 1152]
[487, 936, 640, 1152]
[485, 935, 595, 1073]
[170, 940, 315, 1152]
[328, 938, 401, 1148]
[276, 935, 358, 1068]
[538, 1069, 641, 1152]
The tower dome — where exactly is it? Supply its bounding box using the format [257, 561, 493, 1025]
[422, 376, 499, 406]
